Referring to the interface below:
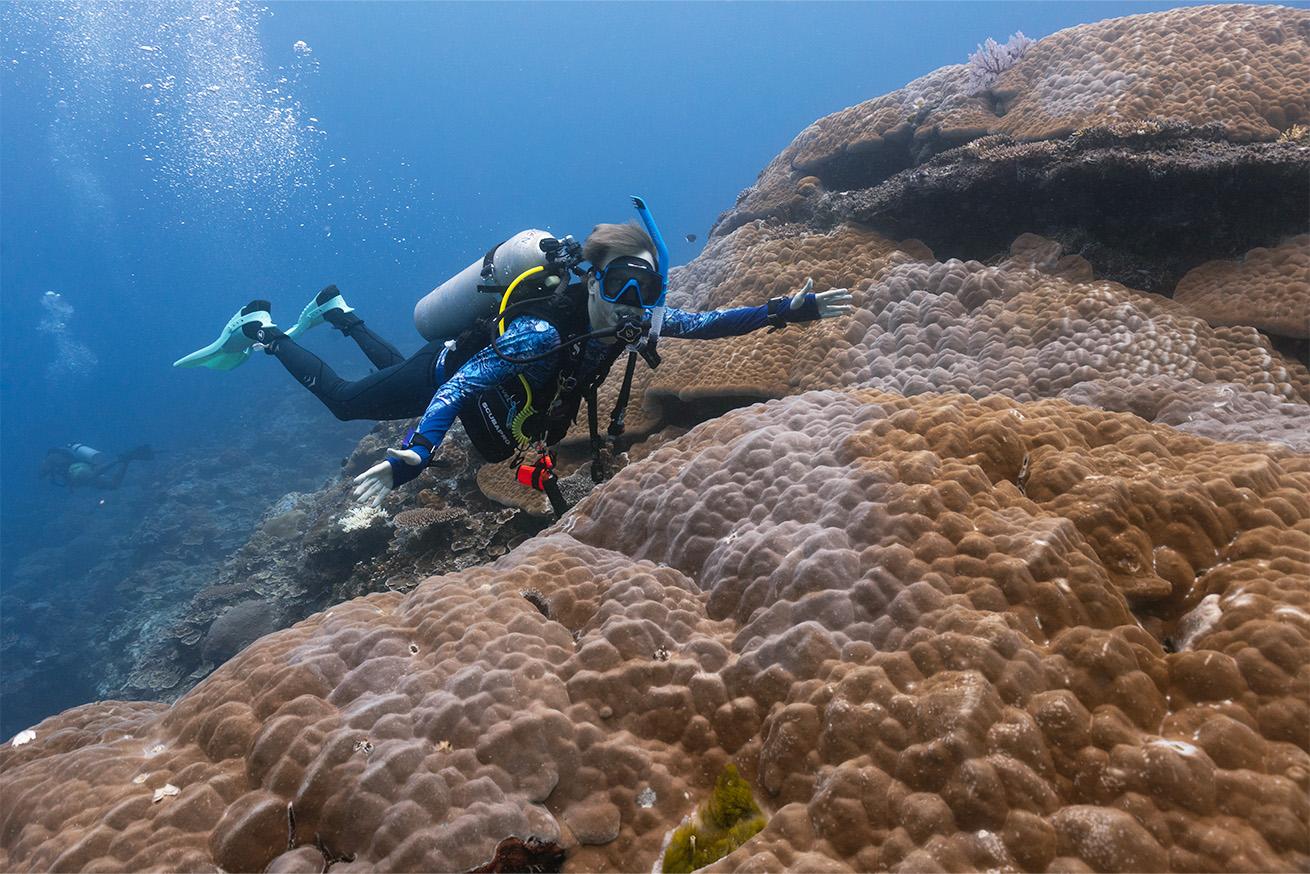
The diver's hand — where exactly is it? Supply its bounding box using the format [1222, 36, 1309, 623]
[789, 278, 854, 319]
[769, 278, 854, 330]
[352, 448, 425, 507]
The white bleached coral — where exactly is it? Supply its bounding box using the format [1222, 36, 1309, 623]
[338, 505, 387, 532]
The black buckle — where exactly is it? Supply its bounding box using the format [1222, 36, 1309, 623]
[614, 320, 643, 345]
[403, 431, 436, 461]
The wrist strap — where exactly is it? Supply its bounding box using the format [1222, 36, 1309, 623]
[402, 429, 436, 461]
[766, 297, 789, 333]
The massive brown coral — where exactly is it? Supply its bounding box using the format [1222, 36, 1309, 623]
[719, 4, 1310, 234]
[572, 222, 930, 447]
[605, 222, 1310, 457]
[3, 390, 1308, 872]
[711, 7, 1310, 297]
[1174, 235, 1310, 339]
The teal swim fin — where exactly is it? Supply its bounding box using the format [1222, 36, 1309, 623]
[287, 285, 353, 339]
[173, 301, 273, 370]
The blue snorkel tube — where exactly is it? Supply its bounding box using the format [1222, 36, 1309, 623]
[631, 196, 668, 305]
[630, 195, 669, 343]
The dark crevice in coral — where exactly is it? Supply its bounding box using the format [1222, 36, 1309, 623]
[521, 589, 550, 619]
[981, 86, 1021, 119]
[647, 391, 779, 432]
[466, 836, 566, 873]
[817, 125, 1310, 294]
[314, 833, 355, 872]
[1270, 333, 1309, 368]
[795, 129, 918, 199]
[795, 118, 990, 202]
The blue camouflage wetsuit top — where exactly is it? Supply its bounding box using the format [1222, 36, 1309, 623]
[403, 302, 782, 472]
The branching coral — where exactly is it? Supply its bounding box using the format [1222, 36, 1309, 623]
[1277, 123, 1309, 144]
[392, 508, 443, 530]
[966, 32, 1034, 95]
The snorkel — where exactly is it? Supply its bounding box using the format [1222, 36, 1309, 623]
[630, 195, 669, 344]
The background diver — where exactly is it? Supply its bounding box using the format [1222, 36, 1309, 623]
[175, 198, 852, 508]
[39, 443, 154, 491]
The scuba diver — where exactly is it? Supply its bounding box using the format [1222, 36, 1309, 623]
[39, 443, 154, 490]
[175, 198, 852, 512]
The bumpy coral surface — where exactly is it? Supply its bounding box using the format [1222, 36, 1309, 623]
[613, 222, 1310, 455]
[1174, 235, 1310, 339]
[3, 390, 1308, 872]
[576, 223, 929, 445]
[720, 4, 1310, 234]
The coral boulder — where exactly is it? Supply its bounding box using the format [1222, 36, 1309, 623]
[3, 390, 1308, 872]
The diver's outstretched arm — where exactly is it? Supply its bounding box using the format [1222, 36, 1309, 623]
[352, 318, 559, 506]
[660, 277, 853, 340]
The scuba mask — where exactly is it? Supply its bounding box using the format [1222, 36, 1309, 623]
[607, 195, 671, 349]
[595, 256, 665, 308]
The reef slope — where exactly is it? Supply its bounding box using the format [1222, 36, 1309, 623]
[3, 5, 1309, 873]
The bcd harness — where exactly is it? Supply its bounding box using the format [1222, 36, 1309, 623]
[441, 258, 660, 514]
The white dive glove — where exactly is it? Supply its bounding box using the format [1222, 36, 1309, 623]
[351, 447, 424, 507]
[768, 277, 854, 330]
[790, 277, 854, 318]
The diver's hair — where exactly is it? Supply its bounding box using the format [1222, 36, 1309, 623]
[583, 221, 657, 271]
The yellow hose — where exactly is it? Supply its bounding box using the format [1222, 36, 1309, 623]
[496, 264, 548, 445]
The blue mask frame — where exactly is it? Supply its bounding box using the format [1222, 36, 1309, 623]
[595, 257, 664, 307]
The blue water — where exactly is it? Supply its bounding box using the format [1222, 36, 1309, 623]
[0, 0, 1224, 737]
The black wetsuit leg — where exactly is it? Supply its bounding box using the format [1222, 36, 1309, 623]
[327, 312, 407, 370]
[93, 459, 131, 490]
[269, 334, 442, 422]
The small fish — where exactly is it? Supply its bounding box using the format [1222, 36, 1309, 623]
[684, 233, 697, 243]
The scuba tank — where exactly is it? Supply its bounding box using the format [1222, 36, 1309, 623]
[68, 443, 103, 465]
[413, 230, 560, 342]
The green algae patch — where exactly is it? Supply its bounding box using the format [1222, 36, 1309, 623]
[661, 765, 767, 873]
